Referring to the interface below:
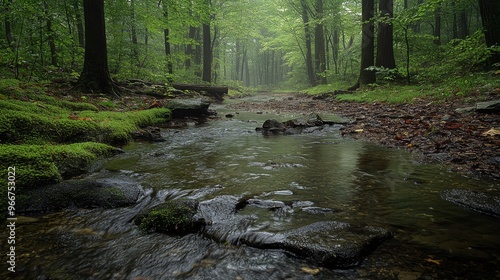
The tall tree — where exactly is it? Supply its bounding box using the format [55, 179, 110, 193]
[162, 0, 173, 76]
[43, 0, 58, 67]
[202, 0, 212, 83]
[478, 0, 500, 66]
[376, 0, 395, 69]
[300, 0, 316, 86]
[73, 0, 85, 48]
[76, 0, 118, 96]
[351, 0, 376, 89]
[314, 0, 327, 84]
[433, 3, 441, 45]
[4, 0, 14, 49]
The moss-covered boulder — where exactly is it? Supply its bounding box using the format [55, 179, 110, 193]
[135, 199, 206, 234]
[16, 178, 145, 213]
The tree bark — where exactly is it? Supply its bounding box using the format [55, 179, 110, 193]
[202, 22, 212, 82]
[163, 3, 173, 76]
[73, 0, 85, 48]
[478, 0, 500, 66]
[43, 1, 58, 67]
[433, 5, 441, 45]
[353, 0, 376, 89]
[76, 0, 118, 96]
[5, 0, 14, 49]
[314, 0, 327, 84]
[300, 0, 316, 87]
[376, 0, 395, 69]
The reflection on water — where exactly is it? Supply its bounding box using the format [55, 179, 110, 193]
[3, 107, 499, 279]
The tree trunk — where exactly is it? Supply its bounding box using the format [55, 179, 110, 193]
[376, 0, 395, 69]
[353, 0, 376, 89]
[314, 0, 327, 84]
[300, 0, 316, 87]
[130, 0, 139, 62]
[458, 10, 468, 39]
[433, 5, 441, 45]
[163, 4, 173, 76]
[478, 0, 500, 66]
[5, 0, 14, 49]
[186, 26, 196, 69]
[202, 22, 212, 83]
[73, 0, 85, 48]
[76, 0, 118, 96]
[44, 1, 58, 67]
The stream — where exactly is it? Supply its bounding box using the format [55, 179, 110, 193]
[3, 96, 500, 279]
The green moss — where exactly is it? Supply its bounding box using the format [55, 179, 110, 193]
[0, 142, 118, 217]
[0, 79, 22, 96]
[78, 108, 170, 144]
[137, 200, 199, 234]
[0, 142, 117, 188]
[0, 98, 170, 144]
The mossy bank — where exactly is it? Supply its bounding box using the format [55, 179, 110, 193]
[0, 80, 171, 216]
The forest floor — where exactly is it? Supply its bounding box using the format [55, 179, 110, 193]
[227, 92, 500, 181]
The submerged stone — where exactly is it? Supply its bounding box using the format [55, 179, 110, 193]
[191, 195, 391, 268]
[17, 178, 145, 213]
[238, 221, 391, 268]
[441, 189, 500, 217]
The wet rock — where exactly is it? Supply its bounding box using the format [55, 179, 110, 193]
[165, 99, 211, 118]
[135, 199, 205, 234]
[195, 195, 245, 223]
[17, 178, 145, 214]
[441, 189, 500, 217]
[301, 206, 335, 214]
[131, 126, 165, 142]
[261, 119, 285, 134]
[259, 113, 327, 135]
[247, 199, 287, 209]
[238, 221, 392, 268]
[195, 195, 255, 243]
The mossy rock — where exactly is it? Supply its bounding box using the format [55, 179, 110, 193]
[135, 199, 205, 235]
[16, 178, 145, 214]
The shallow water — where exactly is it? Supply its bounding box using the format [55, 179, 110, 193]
[3, 98, 500, 279]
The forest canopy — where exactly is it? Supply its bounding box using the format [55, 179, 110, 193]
[1, 0, 498, 91]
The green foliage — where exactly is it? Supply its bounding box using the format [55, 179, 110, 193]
[439, 30, 492, 75]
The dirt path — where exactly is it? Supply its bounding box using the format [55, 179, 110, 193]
[227, 93, 499, 181]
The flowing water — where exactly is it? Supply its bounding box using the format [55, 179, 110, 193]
[3, 97, 500, 279]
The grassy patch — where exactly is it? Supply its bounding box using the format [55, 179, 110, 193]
[301, 81, 352, 96]
[335, 73, 499, 104]
[335, 85, 432, 103]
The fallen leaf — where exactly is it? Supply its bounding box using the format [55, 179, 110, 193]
[482, 128, 500, 137]
[424, 258, 442, 265]
[444, 122, 462, 130]
[301, 267, 320, 275]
